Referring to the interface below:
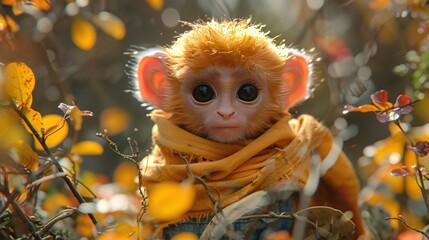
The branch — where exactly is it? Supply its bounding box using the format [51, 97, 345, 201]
[9, 99, 103, 234]
[180, 154, 224, 215]
[39, 208, 80, 236]
[386, 216, 429, 239]
[394, 120, 429, 213]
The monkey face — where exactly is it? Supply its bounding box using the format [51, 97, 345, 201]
[180, 67, 269, 143]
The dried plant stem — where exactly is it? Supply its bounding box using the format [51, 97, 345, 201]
[180, 155, 224, 215]
[9, 99, 103, 234]
[394, 120, 429, 213]
[39, 208, 79, 236]
[96, 129, 148, 240]
[386, 216, 429, 239]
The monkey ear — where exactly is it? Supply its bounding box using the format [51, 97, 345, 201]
[135, 48, 169, 110]
[281, 51, 311, 110]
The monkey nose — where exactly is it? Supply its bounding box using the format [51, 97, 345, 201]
[217, 111, 235, 118]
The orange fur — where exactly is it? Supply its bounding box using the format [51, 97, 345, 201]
[162, 19, 301, 140]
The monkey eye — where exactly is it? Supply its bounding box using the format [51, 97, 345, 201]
[237, 84, 259, 102]
[192, 84, 215, 103]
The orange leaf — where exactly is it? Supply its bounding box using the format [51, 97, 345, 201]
[113, 162, 138, 191]
[266, 231, 292, 240]
[70, 140, 104, 155]
[1, 0, 17, 7]
[4, 62, 35, 108]
[171, 232, 198, 240]
[397, 230, 423, 240]
[71, 17, 96, 51]
[33, 0, 50, 10]
[100, 107, 130, 136]
[0, 15, 6, 31]
[370, 0, 391, 9]
[148, 181, 196, 221]
[42, 192, 73, 213]
[12, 4, 24, 15]
[92, 11, 126, 40]
[96, 232, 132, 240]
[405, 176, 422, 200]
[0, 15, 19, 32]
[76, 214, 95, 237]
[344, 104, 379, 113]
[146, 0, 163, 10]
[34, 114, 69, 150]
[21, 106, 43, 137]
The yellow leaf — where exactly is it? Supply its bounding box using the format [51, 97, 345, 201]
[1, 0, 17, 7]
[365, 192, 399, 228]
[4, 62, 35, 108]
[172, 232, 198, 240]
[99, 107, 130, 136]
[92, 11, 126, 40]
[34, 114, 69, 150]
[76, 214, 95, 237]
[114, 222, 139, 238]
[406, 176, 422, 200]
[6, 15, 19, 32]
[77, 171, 96, 196]
[0, 110, 29, 146]
[113, 162, 138, 191]
[42, 192, 73, 213]
[146, 0, 163, 10]
[13, 140, 38, 171]
[148, 181, 196, 221]
[0, 15, 6, 31]
[21, 107, 43, 136]
[72, 17, 96, 51]
[25, 94, 33, 108]
[12, 5, 24, 15]
[0, 15, 19, 32]
[70, 106, 83, 131]
[71, 140, 104, 155]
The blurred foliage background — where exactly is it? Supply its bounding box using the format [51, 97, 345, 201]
[2, 0, 429, 238]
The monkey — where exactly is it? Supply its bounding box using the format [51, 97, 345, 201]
[131, 19, 366, 238]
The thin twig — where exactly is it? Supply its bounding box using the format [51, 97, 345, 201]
[39, 208, 80, 236]
[180, 154, 224, 216]
[386, 216, 429, 239]
[394, 120, 429, 212]
[96, 128, 148, 239]
[25, 172, 67, 189]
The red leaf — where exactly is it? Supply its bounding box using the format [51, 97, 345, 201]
[390, 168, 411, 177]
[394, 95, 414, 115]
[407, 141, 429, 157]
[371, 90, 388, 103]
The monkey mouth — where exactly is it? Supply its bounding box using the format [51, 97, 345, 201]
[213, 125, 240, 129]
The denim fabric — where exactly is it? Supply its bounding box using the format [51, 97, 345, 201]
[163, 194, 296, 240]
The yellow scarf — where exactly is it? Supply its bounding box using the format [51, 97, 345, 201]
[141, 110, 364, 235]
